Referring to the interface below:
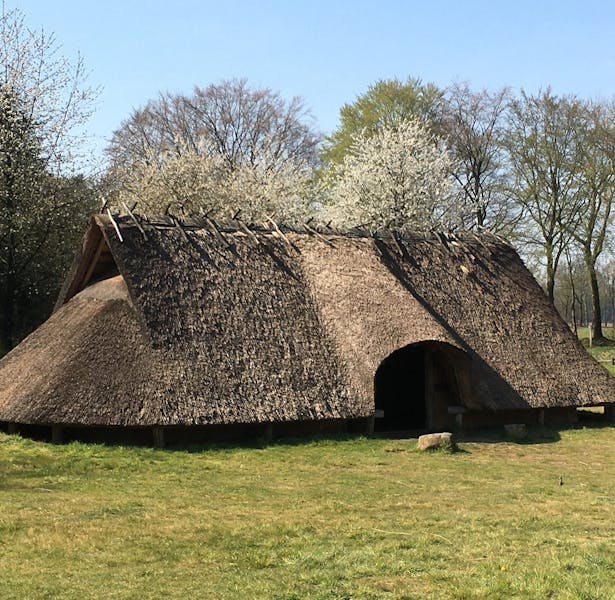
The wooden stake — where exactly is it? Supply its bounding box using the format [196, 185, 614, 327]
[205, 217, 232, 249]
[122, 202, 148, 240]
[371, 236, 385, 258]
[235, 218, 261, 245]
[265, 215, 295, 252]
[390, 230, 405, 257]
[304, 223, 335, 247]
[171, 216, 190, 243]
[436, 231, 450, 250]
[106, 209, 124, 242]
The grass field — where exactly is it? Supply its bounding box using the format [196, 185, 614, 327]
[576, 326, 615, 376]
[0, 428, 613, 599]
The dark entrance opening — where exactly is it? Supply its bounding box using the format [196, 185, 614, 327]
[373, 341, 469, 433]
[374, 346, 426, 431]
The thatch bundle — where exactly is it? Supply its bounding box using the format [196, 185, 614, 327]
[0, 214, 612, 435]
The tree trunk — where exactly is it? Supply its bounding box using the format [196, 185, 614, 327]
[0, 283, 15, 354]
[564, 249, 578, 335]
[545, 245, 556, 303]
[585, 251, 605, 341]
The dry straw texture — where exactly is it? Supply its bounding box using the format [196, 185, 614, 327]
[0, 215, 613, 427]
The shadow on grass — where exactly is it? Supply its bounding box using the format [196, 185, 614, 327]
[457, 420, 613, 445]
[580, 336, 615, 348]
[4, 421, 614, 454]
[154, 432, 369, 454]
[372, 426, 564, 446]
[456, 427, 561, 445]
[173, 426, 567, 453]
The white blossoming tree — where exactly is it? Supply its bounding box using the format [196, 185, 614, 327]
[0, 8, 97, 354]
[112, 143, 318, 223]
[325, 118, 459, 230]
[106, 79, 321, 223]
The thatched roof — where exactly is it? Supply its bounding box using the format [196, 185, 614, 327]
[0, 214, 612, 427]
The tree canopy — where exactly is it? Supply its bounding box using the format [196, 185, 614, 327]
[0, 8, 96, 354]
[325, 118, 456, 230]
[106, 78, 321, 221]
[321, 77, 445, 167]
[442, 83, 513, 232]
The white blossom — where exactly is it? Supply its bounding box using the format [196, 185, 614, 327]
[0, 6, 97, 174]
[325, 118, 462, 230]
[112, 142, 318, 223]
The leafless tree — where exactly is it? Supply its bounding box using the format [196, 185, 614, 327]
[106, 79, 322, 221]
[506, 89, 585, 302]
[443, 83, 516, 233]
[567, 100, 615, 340]
[107, 78, 321, 175]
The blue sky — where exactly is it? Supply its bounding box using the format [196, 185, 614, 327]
[12, 0, 615, 166]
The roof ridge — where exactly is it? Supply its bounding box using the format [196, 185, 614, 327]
[96, 212, 511, 248]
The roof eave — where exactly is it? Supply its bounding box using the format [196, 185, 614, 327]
[54, 214, 119, 312]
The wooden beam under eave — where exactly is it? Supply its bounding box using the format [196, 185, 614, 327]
[152, 427, 165, 448]
[81, 237, 106, 289]
[54, 218, 105, 310]
[51, 425, 64, 444]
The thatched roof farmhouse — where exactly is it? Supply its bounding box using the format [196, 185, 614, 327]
[0, 214, 613, 445]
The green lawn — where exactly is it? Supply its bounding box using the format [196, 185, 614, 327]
[576, 326, 615, 376]
[0, 429, 613, 599]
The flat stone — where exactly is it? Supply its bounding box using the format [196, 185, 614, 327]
[417, 432, 454, 451]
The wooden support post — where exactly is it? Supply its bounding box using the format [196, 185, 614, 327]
[152, 427, 165, 448]
[81, 237, 105, 289]
[7, 422, 17, 435]
[366, 415, 375, 435]
[448, 406, 466, 434]
[455, 413, 463, 432]
[51, 425, 64, 444]
[264, 423, 274, 442]
[538, 408, 545, 428]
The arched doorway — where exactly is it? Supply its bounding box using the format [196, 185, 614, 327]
[373, 341, 470, 432]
